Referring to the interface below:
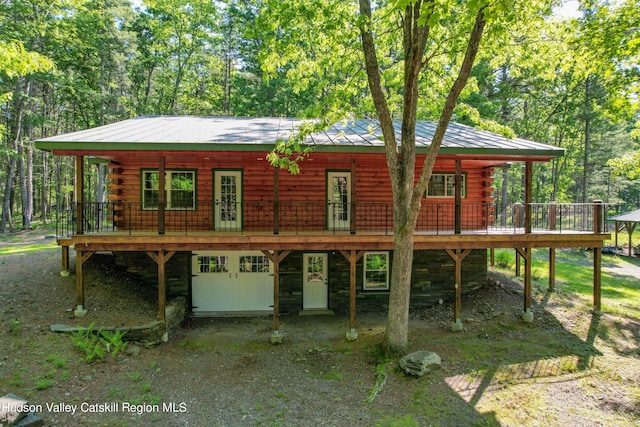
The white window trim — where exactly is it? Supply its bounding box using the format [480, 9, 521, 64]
[426, 173, 466, 198]
[363, 251, 390, 291]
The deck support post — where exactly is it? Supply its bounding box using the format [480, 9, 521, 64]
[445, 248, 471, 331]
[339, 250, 365, 340]
[61, 245, 70, 276]
[515, 250, 521, 276]
[525, 161, 532, 234]
[262, 250, 291, 344]
[489, 248, 494, 266]
[74, 249, 95, 317]
[350, 158, 357, 235]
[146, 250, 176, 327]
[593, 200, 604, 312]
[516, 248, 533, 322]
[548, 248, 556, 291]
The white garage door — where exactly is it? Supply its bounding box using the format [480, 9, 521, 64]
[192, 251, 273, 314]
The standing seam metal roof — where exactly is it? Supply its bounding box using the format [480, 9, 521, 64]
[36, 115, 564, 157]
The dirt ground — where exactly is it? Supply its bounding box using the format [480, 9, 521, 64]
[1, 234, 640, 426]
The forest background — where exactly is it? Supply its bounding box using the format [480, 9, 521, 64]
[1, 0, 639, 232]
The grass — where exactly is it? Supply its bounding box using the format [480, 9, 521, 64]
[0, 241, 57, 255]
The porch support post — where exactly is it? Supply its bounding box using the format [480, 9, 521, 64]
[489, 248, 494, 266]
[516, 247, 533, 322]
[445, 248, 471, 331]
[146, 250, 176, 328]
[525, 161, 532, 233]
[74, 250, 94, 317]
[158, 156, 166, 235]
[262, 250, 291, 344]
[273, 167, 279, 234]
[75, 155, 84, 235]
[339, 250, 365, 341]
[455, 159, 462, 234]
[548, 248, 556, 291]
[350, 158, 357, 234]
[515, 250, 521, 276]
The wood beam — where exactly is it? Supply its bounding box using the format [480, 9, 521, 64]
[61, 246, 70, 273]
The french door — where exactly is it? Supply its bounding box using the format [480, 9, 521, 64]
[214, 170, 242, 230]
[327, 171, 351, 231]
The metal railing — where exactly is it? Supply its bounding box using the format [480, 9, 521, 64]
[55, 201, 608, 238]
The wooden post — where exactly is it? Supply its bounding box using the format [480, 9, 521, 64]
[273, 167, 279, 234]
[339, 250, 365, 340]
[548, 248, 556, 291]
[262, 250, 290, 344]
[594, 247, 602, 312]
[146, 250, 176, 324]
[516, 248, 533, 322]
[548, 202, 556, 231]
[61, 245, 70, 275]
[524, 161, 532, 234]
[74, 250, 94, 316]
[350, 158, 357, 234]
[158, 156, 166, 235]
[593, 200, 603, 312]
[625, 222, 635, 257]
[455, 159, 462, 235]
[76, 249, 84, 309]
[489, 248, 494, 266]
[75, 155, 84, 235]
[445, 248, 471, 331]
[515, 250, 521, 276]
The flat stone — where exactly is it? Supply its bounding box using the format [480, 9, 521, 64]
[399, 351, 442, 377]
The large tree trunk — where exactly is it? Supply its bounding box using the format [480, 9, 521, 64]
[358, 0, 487, 355]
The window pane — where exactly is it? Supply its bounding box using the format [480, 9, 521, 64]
[364, 252, 388, 290]
[331, 176, 349, 221]
[220, 175, 238, 221]
[428, 175, 445, 197]
[198, 256, 228, 273]
[306, 256, 325, 282]
[170, 172, 195, 209]
[239, 256, 270, 273]
[143, 171, 159, 209]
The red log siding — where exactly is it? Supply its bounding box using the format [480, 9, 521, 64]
[106, 151, 494, 232]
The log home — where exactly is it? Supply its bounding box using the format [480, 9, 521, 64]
[36, 116, 609, 342]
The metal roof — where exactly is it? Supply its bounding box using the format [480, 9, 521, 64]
[36, 115, 564, 158]
[609, 208, 640, 223]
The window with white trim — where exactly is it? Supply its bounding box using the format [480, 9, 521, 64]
[426, 173, 466, 198]
[363, 252, 389, 290]
[197, 255, 228, 273]
[142, 170, 196, 210]
[239, 256, 271, 273]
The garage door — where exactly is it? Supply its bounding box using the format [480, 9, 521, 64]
[192, 251, 273, 314]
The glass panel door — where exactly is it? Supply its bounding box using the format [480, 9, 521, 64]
[303, 253, 328, 310]
[327, 171, 351, 231]
[214, 170, 242, 230]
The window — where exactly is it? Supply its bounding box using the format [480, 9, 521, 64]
[426, 173, 466, 198]
[239, 256, 270, 273]
[363, 252, 389, 290]
[142, 170, 196, 210]
[197, 255, 228, 273]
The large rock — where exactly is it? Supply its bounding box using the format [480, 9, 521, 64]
[399, 351, 441, 377]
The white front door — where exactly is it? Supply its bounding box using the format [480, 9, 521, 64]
[192, 251, 273, 314]
[303, 253, 328, 310]
[214, 170, 242, 231]
[327, 171, 351, 231]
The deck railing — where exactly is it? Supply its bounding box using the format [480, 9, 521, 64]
[55, 201, 608, 238]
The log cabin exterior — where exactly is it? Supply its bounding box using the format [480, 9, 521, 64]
[36, 116, 609, 341]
